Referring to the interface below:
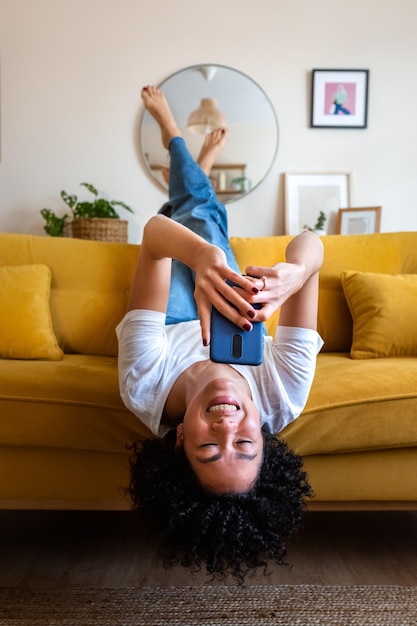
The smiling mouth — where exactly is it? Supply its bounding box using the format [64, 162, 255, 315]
[207, 403, 239, 413]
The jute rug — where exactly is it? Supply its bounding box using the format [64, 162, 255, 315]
[0, 585, 416, 626]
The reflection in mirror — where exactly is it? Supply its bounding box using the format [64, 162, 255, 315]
[140, 64, 279, 203]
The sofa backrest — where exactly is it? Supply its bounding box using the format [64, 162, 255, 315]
[231, 231, 417, 352]
[0, 233, 138, 357]
[1, 231, 416, 357]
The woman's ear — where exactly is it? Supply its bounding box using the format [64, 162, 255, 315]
[175, 423, 184, 449]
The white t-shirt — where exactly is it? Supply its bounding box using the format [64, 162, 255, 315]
[116, 310, 323, 438]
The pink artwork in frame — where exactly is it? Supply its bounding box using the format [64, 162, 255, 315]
[324, 82, 357, 116]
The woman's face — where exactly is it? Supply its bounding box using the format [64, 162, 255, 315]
[177, 377, 264, 493]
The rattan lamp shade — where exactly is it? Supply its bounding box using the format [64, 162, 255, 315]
[187, 98, 228, 134]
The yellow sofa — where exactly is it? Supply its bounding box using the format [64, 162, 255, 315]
[0, 231, 416, 511]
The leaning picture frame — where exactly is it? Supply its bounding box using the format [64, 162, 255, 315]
[311, 69, 369, 129]
[284, 171, 351, 236]
[337, 207, 382, 235]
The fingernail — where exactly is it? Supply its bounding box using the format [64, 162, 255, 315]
[247, 310, 255, 319]
[252, 287, 259, 294]
[243, 323, 252, 332]
[142, 86, 148, 91]
[203, 338, 208, 347]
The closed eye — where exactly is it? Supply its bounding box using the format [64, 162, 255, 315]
[200, 441, 252, 448]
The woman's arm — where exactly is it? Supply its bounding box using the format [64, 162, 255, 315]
[246, 230, 324, 330]
[128, 215, 259, 344]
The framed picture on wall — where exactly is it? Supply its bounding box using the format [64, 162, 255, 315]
[311, 69, 369, 129]
[337, 207, 382, 235]
[285, 171, 351, 235]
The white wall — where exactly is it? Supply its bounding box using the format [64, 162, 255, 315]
[0, 0, 416, 242]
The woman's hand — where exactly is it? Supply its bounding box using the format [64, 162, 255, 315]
[245, 230, 324, 330]
[243, 263, 306, 322]
[193, 244, 259, 346]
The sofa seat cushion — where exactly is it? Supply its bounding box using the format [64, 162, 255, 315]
[0, 355, 151, 453]
[281, 353, 417, 456]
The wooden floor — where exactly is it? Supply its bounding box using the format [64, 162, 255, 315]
[0, 510, 416, 588]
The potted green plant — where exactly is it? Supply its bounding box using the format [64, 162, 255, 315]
[231, 176, 251, 192]
[41, 182, 134, 242]
[302, 211, 327, 235]
[313, 211, 327, 235]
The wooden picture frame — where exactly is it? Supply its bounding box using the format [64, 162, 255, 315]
[337, 207, 382, 235]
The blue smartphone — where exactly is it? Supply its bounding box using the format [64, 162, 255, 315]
[210, 279, 264, 366]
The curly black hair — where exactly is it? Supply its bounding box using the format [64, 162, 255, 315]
[128, 426, 313, 585]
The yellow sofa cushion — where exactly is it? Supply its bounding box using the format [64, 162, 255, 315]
[0, 265, 63, 360]
[342, 271, 417, 359]
[0, 354, 150, 451]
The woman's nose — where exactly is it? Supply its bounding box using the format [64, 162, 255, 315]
[212, 417, 235, 432]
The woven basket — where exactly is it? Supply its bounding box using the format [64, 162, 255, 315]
[71, 218, 128, 243]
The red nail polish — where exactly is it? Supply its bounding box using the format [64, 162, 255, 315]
[252, 287, 259, 294]
[203, 338, 208, 347]
[243, 323, 251, 332]
[247, 310, 255, 319]
[142, 86, 148, 91]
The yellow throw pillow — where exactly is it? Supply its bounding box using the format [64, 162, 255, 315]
[341, 271, 417, 359]
[0, 264, 63, 360]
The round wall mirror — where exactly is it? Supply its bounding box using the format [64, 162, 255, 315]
[140, 64, 279, 203]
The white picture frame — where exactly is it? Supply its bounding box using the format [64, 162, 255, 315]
[284, 171, 351, 235]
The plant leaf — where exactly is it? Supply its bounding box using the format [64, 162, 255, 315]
[80, 182, 98, 196]
[111, 200, 134, 214]
[61, 191, 77, 208]
[72, 201, 96, 218]
[94, 198, 118, 218]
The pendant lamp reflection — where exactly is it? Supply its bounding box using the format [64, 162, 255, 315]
[187, 98, 228, 135]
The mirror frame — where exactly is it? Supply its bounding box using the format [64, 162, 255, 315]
[139, 64, 279, 203]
